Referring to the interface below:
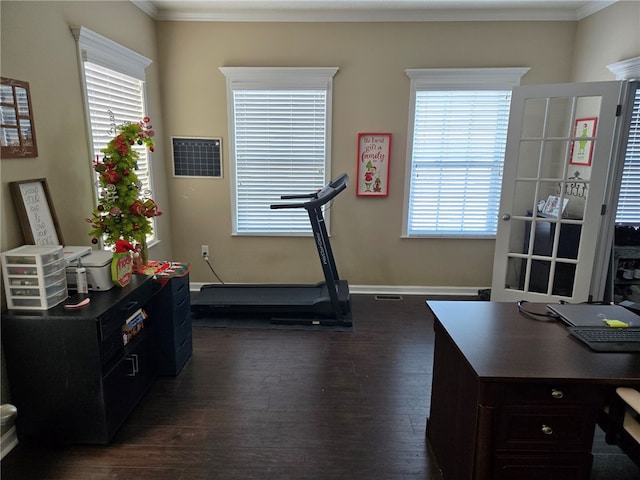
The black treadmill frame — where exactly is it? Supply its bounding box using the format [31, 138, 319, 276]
[192, 174, 352, 326]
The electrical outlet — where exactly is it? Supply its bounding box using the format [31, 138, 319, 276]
[201, 245, 209, 257]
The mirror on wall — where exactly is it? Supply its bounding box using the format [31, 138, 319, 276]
[1, 77, 38, 158]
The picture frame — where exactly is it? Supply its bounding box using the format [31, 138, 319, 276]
[357, 133, 391, 196]
[542, 195, 569, 218]
[570, 117, 597, 166]
[9, 178, 64, 245]
[1, 77, 38, 158]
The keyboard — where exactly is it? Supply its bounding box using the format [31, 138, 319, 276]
[568, 327, 640, 352]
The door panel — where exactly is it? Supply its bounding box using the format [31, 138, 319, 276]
[492, 82, 625, 303]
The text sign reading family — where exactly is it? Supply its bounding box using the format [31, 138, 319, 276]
[357, 133, 391, 196]
[18, 181, 59, 245]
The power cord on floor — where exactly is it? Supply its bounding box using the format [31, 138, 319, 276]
[203, 255, 224, 284]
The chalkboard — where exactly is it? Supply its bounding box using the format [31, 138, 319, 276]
[10, 178, 64, 246]
[172, 137, 222, 178]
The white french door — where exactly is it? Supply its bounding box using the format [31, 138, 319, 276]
[491, 81, 633, 303]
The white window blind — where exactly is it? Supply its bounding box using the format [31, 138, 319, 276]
[84, 62, 152, 196]
[233, 89, 327, 233]
[616, 87, 640, 225]
[403, 67, 528, 238]
[220, 67, 338, 235]
[408, 90, 511, 236]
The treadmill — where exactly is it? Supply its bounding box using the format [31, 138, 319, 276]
[191, 174, 352, 327]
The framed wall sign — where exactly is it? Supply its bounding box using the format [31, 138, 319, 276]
[570, 117, 597, 166]
[10, 178, 64, 245]
[1, 77, 38, 158]
[357, 133, 391, 196]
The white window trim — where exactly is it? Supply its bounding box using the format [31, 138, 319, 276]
[402, 67, 530, 238]
[607, 56, 640, 80]
[219, 66, 339, 236]
[71, 26, 151, 80]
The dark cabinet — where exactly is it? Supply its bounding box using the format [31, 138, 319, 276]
[149, 273, 192, 376]
[1, 275, 156, 444]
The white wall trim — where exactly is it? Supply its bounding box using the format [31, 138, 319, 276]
[190, 282, 485, 297]
[1, 427, 18, 460]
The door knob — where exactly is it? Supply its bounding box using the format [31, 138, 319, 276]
[502, 214, 511, 220]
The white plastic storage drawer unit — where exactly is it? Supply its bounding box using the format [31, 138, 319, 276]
[2, 245, 68, 310]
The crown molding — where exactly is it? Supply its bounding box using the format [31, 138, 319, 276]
[131, 1, 620, 23]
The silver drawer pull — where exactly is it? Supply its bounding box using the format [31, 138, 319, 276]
[541, 424, 553, 435]
[551, 389, 564, 399]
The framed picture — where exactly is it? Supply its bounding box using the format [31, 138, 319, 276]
[1, 77, 38, 158]
[570, 117, 597, 166]
[357, 133, 391, 196]
[9, 178, 64, 245]
[543, 195, 569, 218]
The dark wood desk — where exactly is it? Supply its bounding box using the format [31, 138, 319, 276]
[426, 301, 640, 480]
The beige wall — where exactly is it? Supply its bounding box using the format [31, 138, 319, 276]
[572, 0, 640, 82]
[0, 0, 172, 264]
[159, 19, 580, 287]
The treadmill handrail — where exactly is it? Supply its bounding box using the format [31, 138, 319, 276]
[270, 174, 348, 210]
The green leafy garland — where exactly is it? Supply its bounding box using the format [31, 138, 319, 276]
[86, 117, 162, 249]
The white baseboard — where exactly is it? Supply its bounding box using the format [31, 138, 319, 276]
[190, 282, 486, 297]
[1, 426, 18, 459]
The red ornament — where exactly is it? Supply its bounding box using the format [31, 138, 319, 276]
[102, 168, 121, 184]
[91, 238, 99, 244]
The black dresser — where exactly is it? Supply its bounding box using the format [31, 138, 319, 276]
[2, 275, 157, 444]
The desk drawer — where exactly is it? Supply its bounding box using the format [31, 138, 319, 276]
[502, 384, 606, 406]
[493, 453, 592, 480]
[496, 405, 597, 451]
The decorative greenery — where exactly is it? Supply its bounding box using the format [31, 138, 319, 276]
[86, 116, 162, 250]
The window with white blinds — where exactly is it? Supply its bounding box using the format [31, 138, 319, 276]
[84, 62, 152, 196]
[403, 68, 528, 237]
[220, 67, 338, 235]
[72, 26, 157, 242]
[616, 87, 640, 225]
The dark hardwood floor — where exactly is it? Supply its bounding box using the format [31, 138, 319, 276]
[2, 294, 639, 479]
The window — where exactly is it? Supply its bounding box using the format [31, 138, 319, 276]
[220, 67, 338, 235]
[615, 86, 640, 225]
[606, 56, 640, 225]
[403, 68, 529, 237]
[71, 26, 157, 243]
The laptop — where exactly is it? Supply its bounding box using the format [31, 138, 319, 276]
[546, 303, 640, 352]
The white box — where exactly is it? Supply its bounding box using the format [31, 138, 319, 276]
[66, 250, 115, 291]
[2, 245, 68, 310]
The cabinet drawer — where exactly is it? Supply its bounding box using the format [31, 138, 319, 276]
[173, 294, 191, 328]
[493, 453, 592, 480]
[495, 406, 597, 451]
[502, 384, 605, 406]
[175, 331, 193, 369]
[97, 279, 153, 341]
[169, 274, 190, 301]
[174, 310, 192, 343]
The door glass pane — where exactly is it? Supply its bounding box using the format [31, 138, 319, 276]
[507, 217, 530, 254]
[521, 98, 546, 137]
[546, 97, 573, 137]
[512, 181, 540, 217]
[505, 256, 525, 291]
